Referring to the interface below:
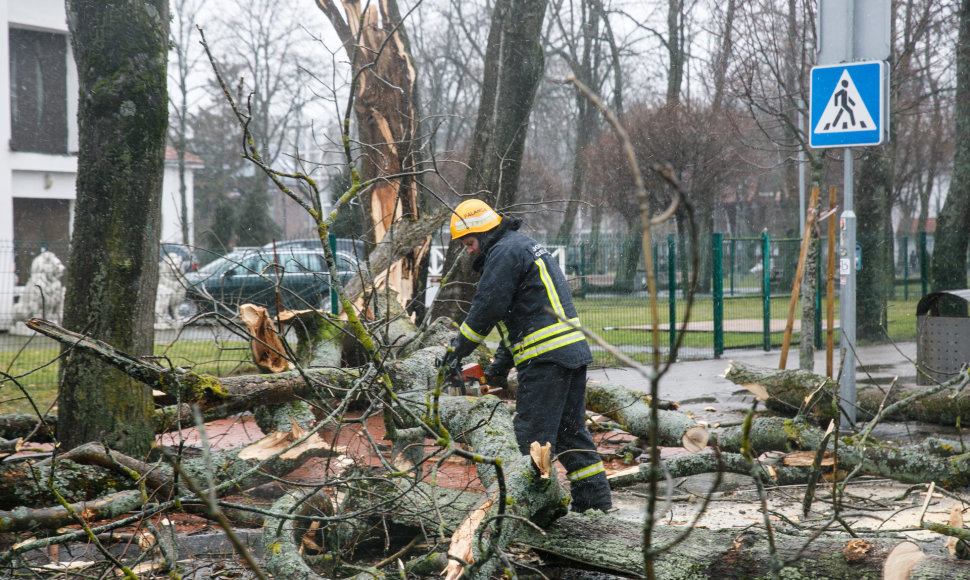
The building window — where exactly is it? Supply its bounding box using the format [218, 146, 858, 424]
[9, 28, 68, 154]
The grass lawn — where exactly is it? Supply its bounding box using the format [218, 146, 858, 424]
[574, 294, 921, 366]
[0, 339, 254, 415]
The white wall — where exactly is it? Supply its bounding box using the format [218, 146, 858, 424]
[0, 3, 196, 329]
[161, 162, 196, 245]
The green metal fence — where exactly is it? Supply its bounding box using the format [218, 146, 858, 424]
[538, 232, 927, 363]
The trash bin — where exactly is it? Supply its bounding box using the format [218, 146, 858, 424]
[916, 289, 970, 385]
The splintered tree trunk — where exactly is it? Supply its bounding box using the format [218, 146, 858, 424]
[428, 0, 549, 323]
[315, 0, 428, 315]
[59, 0, 169, 457]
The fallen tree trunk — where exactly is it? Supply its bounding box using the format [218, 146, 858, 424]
[517, 514, 970, 579]
[0, 457, 126, 509]
[24, 318, 461, 429]
[607, 450, 817, 488]
[725, 361, 970, 425]
[267, 480, 965, 580]
[586, 381, 709, 451]
[0, 489, 147, 533]
[0, 433, 343, 521]
[714, 416, 827, 455]
[611, 433, 970, 489]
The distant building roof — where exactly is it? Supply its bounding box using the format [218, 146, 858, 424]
[165, 146, 204, 166]
[899, 217, 936, 235]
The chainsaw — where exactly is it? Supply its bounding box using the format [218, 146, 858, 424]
[444, 362, 505, 396]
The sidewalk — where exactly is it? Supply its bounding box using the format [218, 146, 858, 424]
[588, 341, 918, 426]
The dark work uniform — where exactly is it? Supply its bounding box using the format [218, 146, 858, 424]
[449, 218, 612, 512]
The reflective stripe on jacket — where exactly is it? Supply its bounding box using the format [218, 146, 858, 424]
[454, 229, 592, 370]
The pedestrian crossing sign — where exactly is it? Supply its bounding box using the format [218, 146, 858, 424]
[810, 60, 887, 148]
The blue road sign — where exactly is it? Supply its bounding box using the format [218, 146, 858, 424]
[810, 61, 886, 148]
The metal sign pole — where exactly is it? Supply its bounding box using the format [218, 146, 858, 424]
[817, 0, 889, 431]
[839, 148, 856, 426]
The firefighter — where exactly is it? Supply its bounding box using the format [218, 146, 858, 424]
[438, 199, 612, 513]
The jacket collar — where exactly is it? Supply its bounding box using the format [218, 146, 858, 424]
[472, 217, 521, 272]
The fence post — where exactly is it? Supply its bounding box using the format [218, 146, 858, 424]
[762, 232, 771, 351]
[902, 235, 909, 301]
[712, 233, 724, 357]
[579, 243, 586, 298]
[668, 234, 676, 354]
[329, 233, 339, 314]
[920, 232, 928, 297]
[729, 238, 736, 296]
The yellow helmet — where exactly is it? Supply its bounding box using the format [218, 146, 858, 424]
[450, 199, 502, 239]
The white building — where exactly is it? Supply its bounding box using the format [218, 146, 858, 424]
[0, 1, 199, 330]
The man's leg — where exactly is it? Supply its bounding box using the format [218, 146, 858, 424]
[556, 366, 612, 512]
[517, 363, 611, 512]
[513, 362, 569, 455]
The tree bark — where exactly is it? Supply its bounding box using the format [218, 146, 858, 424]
[264, 395, 566, 580]
[856, 146, 895, 340]
[608, 450, 820, 488]
[25, 319, 495, 433]
[60, 0, 169, 457]
[0, 436, 342, 528]
[586, 381, 708, 450]
[518, 516, 962, 579]
[713, 416, 826, 456]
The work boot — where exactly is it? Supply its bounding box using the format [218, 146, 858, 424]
[569, 471, 613, 513]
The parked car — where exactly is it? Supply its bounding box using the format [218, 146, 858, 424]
[263, 238, 367, 260]
[179, 247, 361, 319]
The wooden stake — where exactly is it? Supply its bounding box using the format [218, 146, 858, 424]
[779, 186, 819, 369]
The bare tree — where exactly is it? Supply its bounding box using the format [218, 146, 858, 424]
[931, 0, 970, 296]
[893, 0, 954, 273]
[546, 0, 614, 244]
[198, 0, 323, 247]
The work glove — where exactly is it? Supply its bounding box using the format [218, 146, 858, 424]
[436, 348, 463, 386]
[483, 363, 509, 390]
[437, 348, 460, 371]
